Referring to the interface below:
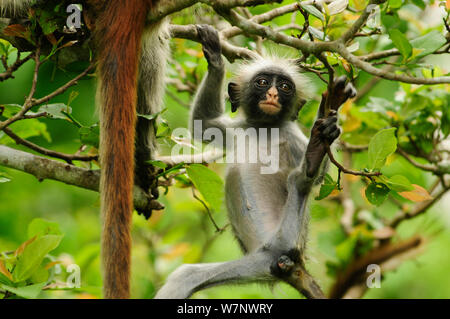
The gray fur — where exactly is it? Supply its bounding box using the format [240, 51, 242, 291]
[135, 19, 170, 198]
[0, 0, 32, 17]
[155, 27, 336, 299]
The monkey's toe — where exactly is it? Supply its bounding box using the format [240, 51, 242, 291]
[318, 116, 337, 130]
[321, 123, 338, 137]
[328, 127, 341, 142]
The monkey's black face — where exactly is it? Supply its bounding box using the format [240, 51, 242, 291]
[243, 69, 297, 123]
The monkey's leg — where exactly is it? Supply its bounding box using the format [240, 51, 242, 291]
[134, 20, 170, 219]
[261, 169, 326, 299]
[154, 252, 274, 299]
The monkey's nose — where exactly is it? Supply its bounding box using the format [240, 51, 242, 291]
[267, 86, 278, 99]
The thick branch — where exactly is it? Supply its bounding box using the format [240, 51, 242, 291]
[337, 45, 450, 84]
[149, 0, 282, 23]
[0, 145, 159, 212]
[339, 0, 385, 44]
[329, 236, 423, 299]
[170, 24, 258, 61]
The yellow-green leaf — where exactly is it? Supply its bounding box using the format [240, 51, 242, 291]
[399, 184, 433, 202]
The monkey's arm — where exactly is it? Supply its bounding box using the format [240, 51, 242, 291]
[306, 76, 356, 178]
[190, 25, 233, 138]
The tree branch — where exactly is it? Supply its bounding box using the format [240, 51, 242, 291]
[0, 62, 94, 131]
[0, 145, 161, 212]
[3, 127, 98, 164]
[0, 51, 33, 82]
[329, 236, 423, 299]
[389, 182, 450, 228]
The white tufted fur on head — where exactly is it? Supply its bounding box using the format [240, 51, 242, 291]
[234, 55, 313, 101]
[0, 0, 32, 16]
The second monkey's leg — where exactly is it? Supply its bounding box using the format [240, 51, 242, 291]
[135, 20, 170, 219]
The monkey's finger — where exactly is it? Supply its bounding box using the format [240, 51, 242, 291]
[326, 128, 341, 142]
[329, 109, 337, 117]
[318, 116, 337, 130]
[313, 118, 325, 128]
[321, 123, 338, 137]
[317, 92, 328, 118]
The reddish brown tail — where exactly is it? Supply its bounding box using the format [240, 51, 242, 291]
[95, 0, 153, 299]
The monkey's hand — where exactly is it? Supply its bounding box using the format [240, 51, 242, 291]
[305, 110, 341, 177]
[318, 75, 356, 118]
[196, 24, 223, 69]
[305, 76, 355, 177]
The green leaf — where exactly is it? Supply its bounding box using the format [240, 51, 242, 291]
[36, 104, 72, 120]
[79, 124, 100, 148]
[146, 160, 168, 169]
[37, 10, 58, 35]
[381, 12, 408, 33]
[368, 128, 397, 170]
[388, 29, 412, 60]
[308, 26, 327, 40]
[410, 30, 446, 59]
[186, 164, 224, 212]
[0, 171, 11, 183]
[0, 282, 46, 299]
[0, 104, 21, 118]
[13, 235, 62, 283]
[385, 175, 414, 192]
[388, 0, 402, 8]
[302, 4, 325, 21]
[410, 0, 425, 9]
[0, 119, 51, 145]
[28, 218, 62, 238]
[315, 174, 337, 200]
[29, 266, 49, 284]
[335, 234, 358, 263]
[365, 182, 390, 206]
[317, 227, 347, 259]
[138, 108, 167, 121]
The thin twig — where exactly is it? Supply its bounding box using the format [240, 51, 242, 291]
[3, 127, 98, 163]
[326, 145, 381, 177]
[389, 182, 450, 228]
[0, 52, 34, 82]
[396, 147, 437, 173]
[191, 187, 224, 233]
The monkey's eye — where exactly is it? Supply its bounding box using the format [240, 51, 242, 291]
[279, 82, 293, 93]
[255, 78, 269, 87]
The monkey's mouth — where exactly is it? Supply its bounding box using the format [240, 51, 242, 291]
[259, 102, 281, 115]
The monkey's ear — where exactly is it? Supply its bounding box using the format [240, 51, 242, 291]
[228, 82, 240, 113]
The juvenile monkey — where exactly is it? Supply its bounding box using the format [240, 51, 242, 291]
[1, 0, 170, 298]
[155, 25, 356, 299]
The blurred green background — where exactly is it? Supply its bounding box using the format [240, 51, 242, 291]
[1, 0, 449, 299]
